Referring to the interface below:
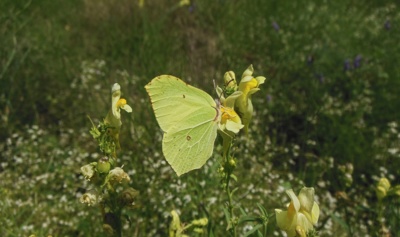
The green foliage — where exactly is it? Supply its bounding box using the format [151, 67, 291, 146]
[1, 0, 400, 236]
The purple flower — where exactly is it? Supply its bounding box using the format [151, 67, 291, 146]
[384, 20, 391, 30]
[353, 55, 362, 69]
[266, 94, 273, 103]
[189, 3, 196, 13]
[317, 73, 324, 83]
[272, 21, 280, 32]
[314, 73, 324, 83]
[344, 59, 351, 71]
[307, 55, 314, 66]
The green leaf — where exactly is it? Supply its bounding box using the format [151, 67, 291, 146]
[223, 207, 232, 230]
[238, 215, 259, 224]
[243, 224, 263, 237]
[231, 187, 239, 196]
[256, 203, 268, 217]
[230, 174, 238, 182]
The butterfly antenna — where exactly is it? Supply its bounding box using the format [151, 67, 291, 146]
[225, 79, 235, 88]
[213, 79, 224, 101]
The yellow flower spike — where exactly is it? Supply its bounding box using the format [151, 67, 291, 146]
[235, 64, 266, 134]
[275, 187, 320, 237]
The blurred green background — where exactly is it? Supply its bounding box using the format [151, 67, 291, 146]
[1, 0, 399, 236]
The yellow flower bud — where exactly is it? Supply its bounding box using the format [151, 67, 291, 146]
[378, 178, 391, 191]
[97, 158, 111, 174]
[376, 177, 391, 200]
[376, 186, 387, 201]
[138, 0, 144, 8]
[193, 228, 204, 234]
[191, 217, 208, 226]
[179, 0, 190, 7]
[228, 158, 236, 167]
[224, 71, 237, 96]
[393, 185, 400, 197]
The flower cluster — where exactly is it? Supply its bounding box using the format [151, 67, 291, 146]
[216, 65, 266, 137]
[275, 187, 320, 237]
[169, 210, 208, 237]
[375, 177, 400, 201]
[80, 83, 137, 235]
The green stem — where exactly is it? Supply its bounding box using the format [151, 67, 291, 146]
[223, 142, 237, 237]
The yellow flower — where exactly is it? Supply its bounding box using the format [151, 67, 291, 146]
[215, 86, 244, 136]
[81, 163, 96, 180]
[376, 177, 391, 200]
[235, 65, 266, 134]
[179, 0, 190, 7]
[80, 190, 100, 206]
[105, 83, 132, 128]
[275, 187, 320, 237]
[107, 167, 131, 184]
[214, 89, 243, 157]
[138, 0, 144, 8]
[393, 185, 400, 197]
[169, 210, 182, 237]
[191, 217, 208, 226]
[295, 225, 307, 237]
[104, 83, 132, 148]
[219, 106, 244, 134]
